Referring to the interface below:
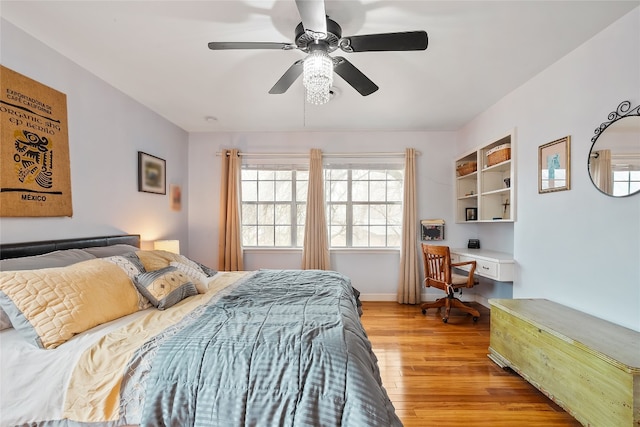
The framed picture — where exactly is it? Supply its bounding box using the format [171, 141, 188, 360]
[138, 152, 166, 194]
[465, 207, 477, 221]
[539, 136, 571, 193]
[420, 219, 445, 241]
[169, 184, 182, 211]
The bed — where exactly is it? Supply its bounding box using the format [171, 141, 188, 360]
[0, 235, 401, 427]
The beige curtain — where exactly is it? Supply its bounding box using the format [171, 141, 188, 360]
[218, 149, 244, 271]
[397, 148, 421, 304]
[302, 148, 331, 270]
[590, 149, 612, 194]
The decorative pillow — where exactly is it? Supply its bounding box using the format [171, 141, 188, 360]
[136, 250, 217, 277]
[0, 248, 96, 271]
[81, 244, 140, 258]
[169, 261, 208, 294]
[0, 259, 140, 349]
[134, 266, 198, 310]
[103, 253, 151, 310]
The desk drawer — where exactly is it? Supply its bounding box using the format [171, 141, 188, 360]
[476, 259, 498, 279]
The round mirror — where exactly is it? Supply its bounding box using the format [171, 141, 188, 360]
[588, 101, 640, 197]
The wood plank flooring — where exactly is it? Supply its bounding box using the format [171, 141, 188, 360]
[360, 301, 582, 427]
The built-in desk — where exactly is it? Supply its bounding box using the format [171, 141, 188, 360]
[450, 248, 514, 282]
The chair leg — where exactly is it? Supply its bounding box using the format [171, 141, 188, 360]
[422, 294, 480, 323]
[420, 297, 447, 314]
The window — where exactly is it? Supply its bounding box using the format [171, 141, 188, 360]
[240, 163, 404, 248]
[325, 166, 403, 247]
[241, 166, 307, 247]
[612, 167, 640, 196]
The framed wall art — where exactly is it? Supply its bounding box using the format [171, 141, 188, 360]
[138, 152, 166, 194]
[420, 219, 445, 241]
[539, 136, 571, 193]
[465, 207, 477, 221]
[169, 184, 182, 211]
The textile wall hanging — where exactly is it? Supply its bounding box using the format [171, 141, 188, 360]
[0, 65, 72, 217]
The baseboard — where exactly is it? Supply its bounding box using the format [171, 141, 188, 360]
[359, 292, 492, 308]
[359, 293, 398, 301]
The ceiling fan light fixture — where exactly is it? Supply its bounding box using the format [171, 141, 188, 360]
[303, 50, 333, 105]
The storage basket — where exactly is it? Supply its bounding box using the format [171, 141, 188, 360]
[456, 161, 477, 177]
[486, 144, 511, 167]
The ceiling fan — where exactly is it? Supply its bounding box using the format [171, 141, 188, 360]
[207, 0, 428, 104]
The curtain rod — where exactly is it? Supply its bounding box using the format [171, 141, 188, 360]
[216, 151, 420, 158]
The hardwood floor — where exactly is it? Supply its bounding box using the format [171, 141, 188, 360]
[360, 301, 581, 427]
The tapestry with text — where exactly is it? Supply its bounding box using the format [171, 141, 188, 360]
[0, 65, 72, 217]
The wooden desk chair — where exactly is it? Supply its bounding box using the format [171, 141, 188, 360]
[420, 244, 480, 323]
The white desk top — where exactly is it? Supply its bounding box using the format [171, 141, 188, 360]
[451, 248, 514, 264]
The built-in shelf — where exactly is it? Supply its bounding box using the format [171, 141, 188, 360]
[455, 131, 515, 223]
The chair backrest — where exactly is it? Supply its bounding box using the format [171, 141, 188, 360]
[421, 244, 452, 291]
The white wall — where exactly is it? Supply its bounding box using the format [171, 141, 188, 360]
[187, 131, 461, 299]
[0, 20, 190, 247]
[458, 8, 640, 331]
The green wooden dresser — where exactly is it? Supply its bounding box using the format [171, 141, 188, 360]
[489, 298, 640, 426]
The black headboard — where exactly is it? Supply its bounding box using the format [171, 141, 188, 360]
[0, 234, 141, 260]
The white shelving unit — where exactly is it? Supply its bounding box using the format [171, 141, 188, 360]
[455, 132, 515, 223]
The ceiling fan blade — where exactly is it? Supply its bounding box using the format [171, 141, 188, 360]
[333, 57, 378, 96]
[295, 0, 327, 37]
[208, 42, 297, 50]
[341, 31, 428, 53]
[269, 60, 304, 94]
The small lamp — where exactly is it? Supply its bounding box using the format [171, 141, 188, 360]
[154, 239, 180, 254]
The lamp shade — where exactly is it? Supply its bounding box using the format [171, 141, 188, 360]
[153, 240, 180, 254]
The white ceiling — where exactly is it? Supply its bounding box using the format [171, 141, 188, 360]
[1, 1, 637, 133]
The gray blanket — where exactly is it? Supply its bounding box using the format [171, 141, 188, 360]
[139, 269, 402, 426]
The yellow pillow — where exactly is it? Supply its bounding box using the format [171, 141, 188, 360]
[0, 259, 140, 349]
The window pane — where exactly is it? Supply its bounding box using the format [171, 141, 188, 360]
[328, 180, 348, 202]
[352, 169, 368, 180]
[370, 181, 386, 201]
[353, 205, 368, 225]
[352, 226, 369, 246]
[327, 169, 347, 180]
[275, 181, 292, 201]
[329, 204, 346, 225]
[242, 181, 257, 202]
[370, 205, 387, 225]
[370, 170, 387, 180]
[387, 225, 402, 247]
[296, 203, 306, 225]
[242, 226, 257, 246]
[387, 204, 402, 224]
[352, 181, 368, 201]
[387, 180, 403, 201]
[242, 204, 257, 224]
[274, 226, 291, 246]
[296, 180, 308, 201]
[258, 181, 275, 201]
[242, 169, 257, 180]
[258, 170, 275, 180]
[257, 225, 274, 246]
[274, 204, 290, 223]
[258, 204, 274, 224]
[275, 170, 291, 180]
[369, 226, 387, 247]
[330, 225, 347, 247]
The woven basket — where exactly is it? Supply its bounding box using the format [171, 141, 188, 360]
[486, 144, 511, 167]
[456, 161, 477, 177]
